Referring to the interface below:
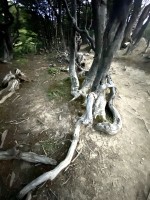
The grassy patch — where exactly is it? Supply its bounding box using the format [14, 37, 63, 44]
[48, 77, 72, 101]
[15, 57, 28, 65]
[48, 67, 60, 75]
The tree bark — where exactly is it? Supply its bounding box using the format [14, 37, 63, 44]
[80, 0, 107, 94]
[132, 4, 150, 41]
[126, 14, 150, 54]
[0, 0, 14, 61]
[92, 0, 132, 91]
[69, 0, 79, 96]
[122, 0, 142, 44]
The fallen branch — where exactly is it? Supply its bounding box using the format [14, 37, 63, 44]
[0, 147, 57, 165]
[0, 130, 8, 148]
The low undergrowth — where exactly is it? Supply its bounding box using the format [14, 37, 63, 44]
[48, 67, 60, 75]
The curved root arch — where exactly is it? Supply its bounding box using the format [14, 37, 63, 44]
[82, 75, 122, 135]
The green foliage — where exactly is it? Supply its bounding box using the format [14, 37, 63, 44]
[14, 29, 39, 55]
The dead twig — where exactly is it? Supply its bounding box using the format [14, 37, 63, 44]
[0, 130, 8, 149]
[71, 148, 83, 163]
[5, 118, 29, 125]
[9, 171, 16, 188]
[62, 177, 71, 185]
[12, 94, 20, 103]
[48, 189, 58, 200]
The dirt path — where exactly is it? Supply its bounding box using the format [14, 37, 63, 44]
[0, 50, 150, 200]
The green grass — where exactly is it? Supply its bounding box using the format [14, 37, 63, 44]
[15, 57, 28, 65]
[48, 77, 72, 101]
[48, 67, 60, 75]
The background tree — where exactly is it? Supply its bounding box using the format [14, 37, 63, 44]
[0, 0, 14, 62]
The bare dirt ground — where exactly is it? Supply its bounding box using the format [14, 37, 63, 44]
[0, 41, 150, 200]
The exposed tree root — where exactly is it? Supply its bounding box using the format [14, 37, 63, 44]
[0, 69, 28, 104]
[94, 75, 122, 135]
[0, 147, 57, 165]
[93, 86, 107, 121]
[18, 120, 82, 199]
[82, 92, 97, 125]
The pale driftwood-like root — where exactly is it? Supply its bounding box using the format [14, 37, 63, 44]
[93, 86, 107, 121]
[18, 120, 82, 199]
[0, 91, 15, 104]
[82, 92, 97, 125]
[1, 71, 15, 88]
[15, 68, 30, 82]
[95, 106, 122, 135]
[0, 69, 29, 104]
[0, 147, 57, 165]
[95, 75, 122, 135]
[0, 79, 20, 104]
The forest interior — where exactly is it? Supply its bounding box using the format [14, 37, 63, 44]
[0, 0, 150, 199]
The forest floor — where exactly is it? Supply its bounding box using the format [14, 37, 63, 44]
[0, 40, 150, 200]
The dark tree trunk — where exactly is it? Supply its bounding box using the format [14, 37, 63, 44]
[144, 39, 150, 53]
[69, 0, 79, 95]
[81, 0, 107, 94]
[0, 0, 14, 61]
[126, 14, 150, 54]
[92, 0, 132, 91]
[58, 0, 66, 50]
[132, 4, 150, 41]
[122, 0, 142, 44]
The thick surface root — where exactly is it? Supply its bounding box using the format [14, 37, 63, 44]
[94, 76, 122, 135]
[81, 75, 122, 135]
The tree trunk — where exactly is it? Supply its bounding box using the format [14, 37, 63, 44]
[58, 0, 66, 50]
[92, 0, 132, 91]
[126, 14, 150, 54]
[144, 39, 150, 53]
[122, 0, 142, 44]
[80, 0, 107, 94]
[0, 0, 14, 61]
[132, 4, 150, 41]
[69, 0, 79, 96]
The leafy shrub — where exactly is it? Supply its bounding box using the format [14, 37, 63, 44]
[14, 29, 40, 55]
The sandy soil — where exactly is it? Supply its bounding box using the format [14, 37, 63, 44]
[0, 42, 150, 200]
